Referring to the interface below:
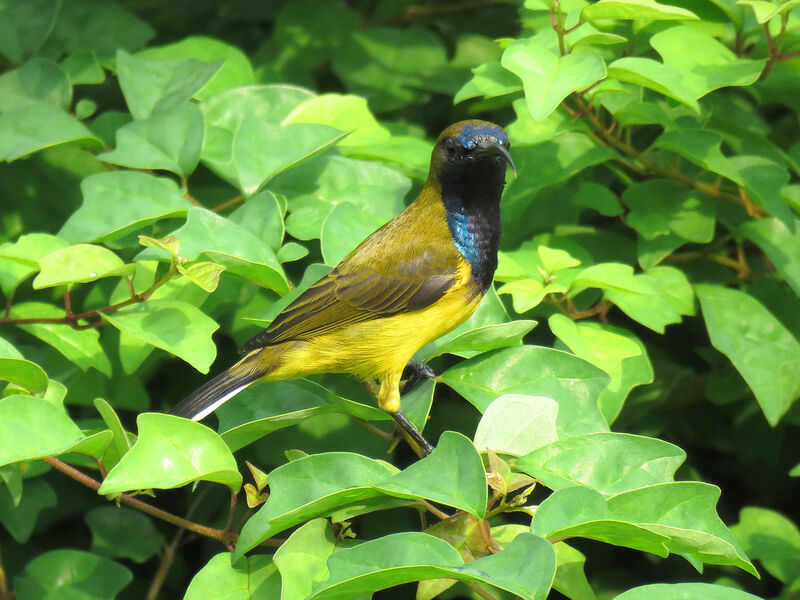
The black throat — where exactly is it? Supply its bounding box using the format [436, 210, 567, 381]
[437, 157, 505, 291]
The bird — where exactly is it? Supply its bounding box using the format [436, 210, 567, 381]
[171, 120, 514, 455]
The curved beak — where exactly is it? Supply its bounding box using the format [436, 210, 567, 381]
[476, 142, 516, 178]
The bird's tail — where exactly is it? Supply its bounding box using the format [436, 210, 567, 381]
[170, 367, 263, 421]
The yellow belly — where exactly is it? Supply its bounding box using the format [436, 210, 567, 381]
[263, 274, 483, 383]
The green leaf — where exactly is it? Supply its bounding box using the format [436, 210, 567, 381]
[550, 314, 641, 391]
[549, 316, 654, 422]
[571, 182, 623, 217]
[233, 117, 344, 196]
[741, 218, 800, 296]
[738, 0, 800, 22]
[228, 191, 285, 252]
[532, 483, 756, 575]
[61, 51, 106, 85]
[86, 506, 165, 563]
[273, 519, 336, 600]
[332, 27, 450, 113]
[607, 58, 699, 111]
[731, 506, 800, 583]
[501, 38, 606, 121]
[101, 299, 219, 373]
[93, 398, 132, 470]
[136, 35, 254, 100]
[653, 129, 741, 184]
[178, 261, 226, 293]
[695, 284, 800, 425]
[284, 93, 391, 147]
[614, 583, 764, 600]
[571, 263, 694, 332]
[441, 346, 610, 435]
[582, 0, 699, 20]
[99, 413, 242, 494]
[309, 532, 556, 600]
[143, 207, 288, 293]
[516, 432, 685, 495]
[0, 101, 102, 161]
[650, 26, 764, 97]
[116, 49, 221, 119]
[217, 379, 384, 452]
[0, 57, 71, 111]
[14, 549, 132, 600]
[235, 452, 399, 557]
[730, 155, 793, 228]
[33, 243, 129, 289]
[553, 542, 596, 600]
[0, 395, 84, 467]
[503, 135, 617, 233]
[622, 179, 715, 243]
[417, 289, 530, 361]
[0, 478, 56, 543]
[0, 233, 69, 296]
[320, 201, 390, 265]
[0, 358, 48, 394]
[375, 432, 488, 518]
[283, 155, 409, 241]
[10, 302, 112, 375]
[184, 553, 280, 600]
[454, 61, 523, 104]
[98, 102, 204, 177]
[428, 320, 538, 360]
[474, 394, 559, 456]
[0, 0, 61, 64]
[42, 0, 154, 58]
[59, 171, 193, 243]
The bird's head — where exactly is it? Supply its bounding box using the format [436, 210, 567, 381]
[429, 120, 515, 188]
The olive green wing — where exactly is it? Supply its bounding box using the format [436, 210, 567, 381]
[240, 254, 458, 353]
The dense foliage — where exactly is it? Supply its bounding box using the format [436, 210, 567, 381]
[1, 0, 799, 598]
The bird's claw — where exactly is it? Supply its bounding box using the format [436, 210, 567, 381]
[401, 360, 435, 394]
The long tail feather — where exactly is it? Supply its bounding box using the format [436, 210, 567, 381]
[170, 368, 263, 421]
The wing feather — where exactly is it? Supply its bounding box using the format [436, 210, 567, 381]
[240, 258, 458, 352]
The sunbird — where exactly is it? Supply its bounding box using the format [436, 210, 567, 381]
[171, 120, 514, 454]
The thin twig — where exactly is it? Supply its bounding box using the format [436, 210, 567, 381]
[382, 1, 499, 24]
[146, 528, 185, 600]
[43, 457, 235, 546]
[0, 547, 9, 600]
[212, 196, 244, 213]
[0, 262, 177, 329]
[419, 500, 451, 520]
[468, 581, 500, 600]
[353, 417, 394, 441]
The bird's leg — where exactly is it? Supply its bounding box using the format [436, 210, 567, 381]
[379, 370, 435, 457]
[400, 360, 435, 394]
[390, 409, 434, 457]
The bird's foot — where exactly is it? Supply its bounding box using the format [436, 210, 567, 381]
[400, 360, 435, 394]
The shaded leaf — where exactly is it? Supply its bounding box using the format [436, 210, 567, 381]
[59, 171, 192, 243]
[695, 284, 800, 425]
[86, 506, 165, 563]
[101, 299, 219, 373]
[13, 549, 132, 600]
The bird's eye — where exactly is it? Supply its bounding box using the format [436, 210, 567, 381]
[444, 138, 457, 157]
